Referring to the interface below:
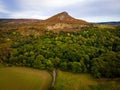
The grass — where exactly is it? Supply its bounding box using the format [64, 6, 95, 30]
[0, 66, 52, 90]
[0, 63, 5, 68]
[54, 70, 120, 90]
[0, 66, 120, 90]
[97, 24, 114, 29]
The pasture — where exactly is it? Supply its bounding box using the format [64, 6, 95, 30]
[0, 67, 52, 90]
[54, 70, 120, 90]
[0, 66, 120, 90]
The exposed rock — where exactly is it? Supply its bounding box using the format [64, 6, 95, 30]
[47, 23, 72, 30]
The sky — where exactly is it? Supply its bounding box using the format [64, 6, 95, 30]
[0, 0, 120, 22]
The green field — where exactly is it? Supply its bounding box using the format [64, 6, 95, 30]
[54, 70, 120, 90]
[0, 67, 120, 90]
[0, 67, 52, 90]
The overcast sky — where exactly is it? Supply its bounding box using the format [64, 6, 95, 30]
[0, 0, 120, 22]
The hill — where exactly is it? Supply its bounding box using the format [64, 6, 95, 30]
[0, 19, 40, 25]
[0, 11, 91, 32]
[43, 11, 88, 24]
[97, 21, 120, 26]
[41, 11, 90, 32]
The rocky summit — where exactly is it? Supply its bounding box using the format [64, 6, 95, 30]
[43, 11, 88, 24]
[41, 11, 90, 32]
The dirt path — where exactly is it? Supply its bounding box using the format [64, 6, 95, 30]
[51, 68, 56, 87]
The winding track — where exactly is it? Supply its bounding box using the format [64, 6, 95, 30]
[52, 68, 56, 87]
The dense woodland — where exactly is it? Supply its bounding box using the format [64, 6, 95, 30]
[0, 25, 120, 78]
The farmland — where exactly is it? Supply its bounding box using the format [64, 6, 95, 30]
[54, 70, 120, 90]
[0, 67, 120, 90]
[0, 67, 52, 90]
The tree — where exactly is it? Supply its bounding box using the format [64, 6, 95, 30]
[53, 57, 61, 68]
[91, 58, 102, 78]
[60, 62, 67, 70]
[33, 55, 45, 69]
[71, 62, 82, 73]
[45, 59, 54, 71]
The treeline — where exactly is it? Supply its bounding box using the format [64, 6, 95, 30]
[0, 26, 120, 78]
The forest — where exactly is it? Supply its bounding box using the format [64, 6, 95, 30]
[0, 25, 120, 78]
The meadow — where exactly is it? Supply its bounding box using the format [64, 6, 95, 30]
[0, 67, 52, 90]
[0, 66, 120, 90]
[54, 70, 120, 90]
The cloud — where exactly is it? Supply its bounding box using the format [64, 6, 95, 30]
[64, 0, 120, 20]
[0, 1, 9, 13]
[80, 16, 120, 22]
[9, 11, 48, 19]
[19, 0, 85, 9]
[0, 0, 120, 22]
[15, 0, 97, 19]
[11, 0, 88, 19]
[0, 1, 11, 18]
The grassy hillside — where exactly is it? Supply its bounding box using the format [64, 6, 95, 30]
[54, 70, 120, 90]
[0, 67, 52, 90]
